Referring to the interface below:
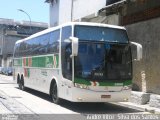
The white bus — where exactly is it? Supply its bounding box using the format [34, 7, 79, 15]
[13, 22, 142, 104]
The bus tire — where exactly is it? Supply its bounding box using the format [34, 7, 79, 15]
[50, 82, 60, 104]
[17, 74, 20, 84]
[19, 75, 25, 91]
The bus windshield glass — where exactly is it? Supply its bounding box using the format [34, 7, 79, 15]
[74, 25, 129, 43]
[74, 25, 132, 81]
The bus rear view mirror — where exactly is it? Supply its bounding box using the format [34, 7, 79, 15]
[130, 42, 142, 61]
[69, 37, 79, 57]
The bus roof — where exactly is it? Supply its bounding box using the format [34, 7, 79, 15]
[15, 22, 126, 44]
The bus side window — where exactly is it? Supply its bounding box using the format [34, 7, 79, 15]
[61, 26, 72, 80]
[14, 43, 20, 57]
[19, 41, 27, 57]
[38, 33, 50, 54]
[31, 37, 40, 55]
[49, 30, 60, 53]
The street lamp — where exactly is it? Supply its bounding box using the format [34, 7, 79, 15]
[17, 9, 32, 34]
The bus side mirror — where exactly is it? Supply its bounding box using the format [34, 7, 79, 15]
[130, 42, 142, 61]
[69, 37, 79, 57]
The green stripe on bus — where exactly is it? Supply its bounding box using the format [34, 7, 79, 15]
[13, 59, 22, 66]
[32, 56, 55, 68]
[74, 78, 132, 86]
[74, 78, 91, 85]
[123, 80, 132, 86]
[13, 54, 59, 68]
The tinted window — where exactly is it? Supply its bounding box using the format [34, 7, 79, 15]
[19, 42, 27, 57]
[61, 26, 72, 42]
[48, 30, 60, 53]
[15, 29, 60, 57]
[61, 26, 72, 80]
[14, 43, 20, 57]
[75, 25, 129, 43]
[38, 33, 50, 54]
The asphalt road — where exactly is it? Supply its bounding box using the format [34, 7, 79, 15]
[0, 74, 150, 120]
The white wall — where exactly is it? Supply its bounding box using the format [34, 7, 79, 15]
[73, 0, 106, 21]
[59, 0, 72, 25]
[49, 0, 106, 27]
[49, 1, 60, 27]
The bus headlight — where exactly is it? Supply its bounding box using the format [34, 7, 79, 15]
[74, 83, 89, 89]
[121, 85, 132, 91]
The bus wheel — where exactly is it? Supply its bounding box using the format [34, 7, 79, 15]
[17, 74, 20, 84]
[51, 83, 60, 104]
[19, 75, 25, 91]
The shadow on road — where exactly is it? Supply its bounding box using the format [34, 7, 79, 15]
[16, 87, 142, 114]
[59, 101, 141, 114]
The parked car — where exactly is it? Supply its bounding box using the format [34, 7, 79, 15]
[0, 67, 3, 74]
[2, 67, 13, 76]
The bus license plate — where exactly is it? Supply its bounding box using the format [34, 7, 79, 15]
[101, 95, 111, 98]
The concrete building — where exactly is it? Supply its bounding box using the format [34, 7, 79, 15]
[0, 18, 48, 68]
[121, 0, 160, 95]
[45, 0, 107, 27]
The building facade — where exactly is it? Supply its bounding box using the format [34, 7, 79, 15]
[121, 0, 160, 94]
[0, 18, 48, 68]
[45, 0, 106, 27]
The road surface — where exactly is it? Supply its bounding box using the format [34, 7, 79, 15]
[0, 74, 151, 120]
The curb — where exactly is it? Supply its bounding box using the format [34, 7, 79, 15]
[110, 102, 160, 114]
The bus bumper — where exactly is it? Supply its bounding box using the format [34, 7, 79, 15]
[71, 87, 131, 102]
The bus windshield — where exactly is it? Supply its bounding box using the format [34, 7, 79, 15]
[75, 42, 132, 81]
[74, 26, 132, 81]
[74, 25, 129, 43]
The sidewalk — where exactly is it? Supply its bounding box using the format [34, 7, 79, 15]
[0, 89, 33, 114]
[0, 74, 15, 84]
[114, 102, 160, 114]
[0, 75, 33, 114]
[0, 90, 12, 114]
